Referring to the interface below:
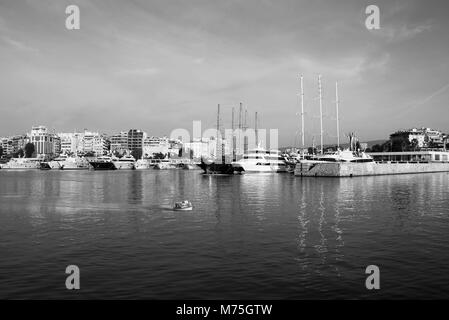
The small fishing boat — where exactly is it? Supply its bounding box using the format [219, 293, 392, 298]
[173, 200, 193, 211]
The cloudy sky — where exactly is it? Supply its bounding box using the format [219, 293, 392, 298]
[1, 0, 448, 146]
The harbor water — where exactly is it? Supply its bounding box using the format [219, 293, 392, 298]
[1, 170, 449, 299]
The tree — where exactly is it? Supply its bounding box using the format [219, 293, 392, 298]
[153, 152, 165, 159]
[370, 144, 383, 152]
[13, 149, 25, 158]
[131, 149, 143, 160]
[410, 138, 419, 151]
[24, 143, 35, 158]
[0, 146, 3, 158]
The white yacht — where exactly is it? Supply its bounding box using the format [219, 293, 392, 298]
[112, 155, 136, 170]
[154, 159, 177, 170]
[302, 149, 374, 163]
[135, 159, 151, 170]
[231, 147, 288, 173]
[0, 157, 41, 170]
[57, 155, 90, 170]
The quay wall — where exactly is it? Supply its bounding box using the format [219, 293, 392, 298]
[294, 162, 449, 177]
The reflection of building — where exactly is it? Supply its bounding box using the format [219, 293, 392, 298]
[30, 126, 58, 156]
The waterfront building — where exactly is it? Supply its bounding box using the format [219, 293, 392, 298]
[183, 138, 217, 160]
[143, 136, 169, 157]
[58, 132, 84, 155]
[1, 137, 9, 156]
[80, 131, 109, 156]
[367, 150, 449, 162]
[30, 126, 59, 157]
[390, 127, 447, 151]
[128, 129, 146, 154]
[1, 135, 29, 156]
[110, 131, 129, 153]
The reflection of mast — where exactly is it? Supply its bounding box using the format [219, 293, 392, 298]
[318, 75, 324, 154]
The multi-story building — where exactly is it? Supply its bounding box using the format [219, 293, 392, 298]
[80, 131, 109, 156]
[183, 137, 217, 159]
[1, 135, 29, 157]
[58, 132, 84, 155]
[1, 137, 9, 156]
[390, 127, 446, 151]
[143, 136, 169, 157]
[110, 131, 129, 153]
[30, 125, 58, 157]
[127, 129, 146, 153]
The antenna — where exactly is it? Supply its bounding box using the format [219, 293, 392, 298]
[335, 81, 340, 149]
[318, 75, 324, 154]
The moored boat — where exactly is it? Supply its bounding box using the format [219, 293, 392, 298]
[0, 158, 41, 170]
[231, 146, 288, 173]
[89, 156, 117, 170]
[112, 155, 136, 170]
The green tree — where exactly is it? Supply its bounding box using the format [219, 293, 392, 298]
[153, 152, 165, 159]
[410, 138, 419, 151]
[0, 146, 3, 157]
[13, 149, 25, 158]
[131, 149, 143, 160]
[24, 143, 35, 158]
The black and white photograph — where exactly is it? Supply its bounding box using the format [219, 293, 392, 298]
[1, 0, 449, 311]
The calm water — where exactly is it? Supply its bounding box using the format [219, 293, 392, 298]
[1, 170, 449, 299]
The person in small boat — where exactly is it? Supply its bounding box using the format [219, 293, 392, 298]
[174, 200, 192, 209]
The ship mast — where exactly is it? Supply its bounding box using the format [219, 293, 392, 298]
[255, 111, 258, 147]
[216, 104, 221, 162]
[318, 74, 324, 155]
[300, 75, 305, 156]
[335, 81, 340, 150]
[232, 107, 236, 161]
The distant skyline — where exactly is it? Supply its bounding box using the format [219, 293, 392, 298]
[1, 0, 449, 146]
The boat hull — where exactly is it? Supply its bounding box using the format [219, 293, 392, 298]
[89, 162, 117, 170]
[113, 162, 135, 170]
[231, 162, 287, 173]
[294, 161, 449, 177]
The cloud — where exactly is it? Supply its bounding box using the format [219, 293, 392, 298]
[296, 53, 390, 80]
[376, 23, 432, 42]
[115, 67, 160, 76]
[1, 36, 39, 53]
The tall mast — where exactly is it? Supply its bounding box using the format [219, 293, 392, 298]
[335, 81, 340, 150]
[238, 102, 242, 155]
[318, 74, 324, 154]
[300, 75, 305, 152]
[255, 112, 258, 146]
[232, 107, 236, 161]
[244, 108, 248, 153]
[216, 104, 220, 160]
